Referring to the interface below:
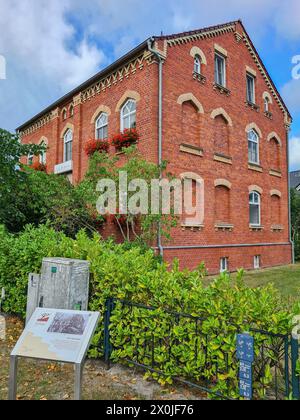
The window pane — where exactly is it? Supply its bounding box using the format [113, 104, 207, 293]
[250, 204, 260, 225]
[215, 55, 225, 86]
[130, 113, 136, 129]
[247, 76, 254, 103]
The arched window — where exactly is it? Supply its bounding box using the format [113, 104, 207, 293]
[95, 112, 108, 140]
[39, 141, 47, 165]
[248, 130, 259, 164]
[181, 101, 200, 147]
[264, 97, 270, 113]
[215, 185, 230, 224]
[269, 136, 281, 171]
[63, 129, 73, 162]
[249, 191, 261, 226]
[69, 105, 74, 117]
[194, 55, 201, 75]
[213, 115, 230, 155]
[121, 99, 136, 131]
[62, 109, 67, 120]
[271, 194, 281, 226]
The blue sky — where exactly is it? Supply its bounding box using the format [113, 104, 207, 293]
[0, 0, 299, 170]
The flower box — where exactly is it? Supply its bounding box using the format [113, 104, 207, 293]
[111, 129, 139, 151]
[84, 139, 110, 156]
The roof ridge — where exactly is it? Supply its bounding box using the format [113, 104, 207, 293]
[154, 20, 240, 41]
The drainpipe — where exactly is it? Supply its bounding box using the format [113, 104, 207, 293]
[286, 123, 295, 264]
[147, 38, 165, 259]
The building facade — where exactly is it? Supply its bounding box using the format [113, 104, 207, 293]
[18, 21, 293, 274]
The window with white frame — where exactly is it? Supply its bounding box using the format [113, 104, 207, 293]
[246, 74, 255, 104]
[264, 97, 270, 113]
[249, 191, 261, 226]
[248, 129, 259, 164]
[121, 99, 136, 131]
[27, 152, 34, 166]
[254, 255, 261, 269]
[62, 109, 67, 120]
[194, 55, 201, 75]
[95, 112, 108, 140]
[69, 105, 74, 117]
[215, 53, 226, 87]
[63, 129, 73, 162]
[220, 257, 228, 273]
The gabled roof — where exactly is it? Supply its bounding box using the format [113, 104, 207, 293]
[17, 20, 292, 133]
[290, 171, 300, 189]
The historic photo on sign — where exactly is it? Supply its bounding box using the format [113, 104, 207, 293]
[47, 313, 89, 336]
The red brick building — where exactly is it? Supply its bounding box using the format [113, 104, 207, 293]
[18, 20, 293, 274]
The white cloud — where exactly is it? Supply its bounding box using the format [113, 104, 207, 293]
[290, 137, 300, 171]
[0, 0, 300, 132]
[281, 79, 300, 115]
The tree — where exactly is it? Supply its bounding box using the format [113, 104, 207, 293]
[291, 188, 300, 261]
[0, 129, 45, 230]
[79, 146, 178, 243]
[0, 129, 102, 235]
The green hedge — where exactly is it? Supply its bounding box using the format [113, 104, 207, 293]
[0, 224, 299, 399]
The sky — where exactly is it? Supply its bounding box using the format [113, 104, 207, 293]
[0, 0, 300, 170]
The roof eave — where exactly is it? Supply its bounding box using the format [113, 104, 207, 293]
[16, 38, 150, 132]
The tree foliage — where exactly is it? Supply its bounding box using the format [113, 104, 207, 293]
[79, 146, 177, 243]
[291, 188, 300, 260]
[0, 129, 44, 230]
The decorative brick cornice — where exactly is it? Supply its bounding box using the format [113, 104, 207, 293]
[19, 109, 58, 137]
[19, 49, 151, 136]
[166, 24, 236, 47]
[73, 93, 82, 106]
[81, 50, 152, 103]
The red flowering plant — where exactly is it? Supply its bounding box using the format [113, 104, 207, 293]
[111, 129, 139, 151]
[31, 161, 47, 172]
[84, 139, 110, 157]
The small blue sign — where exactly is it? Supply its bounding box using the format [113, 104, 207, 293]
[239, 360, 252, 382]
[239, 378, 253, 399]
[237, 334, 254, 363]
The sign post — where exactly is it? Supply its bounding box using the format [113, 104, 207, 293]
[9, 308, 100, 401]
[237, 333, 254, 400]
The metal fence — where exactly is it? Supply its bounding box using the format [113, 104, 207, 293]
[103, 298, 300, 400]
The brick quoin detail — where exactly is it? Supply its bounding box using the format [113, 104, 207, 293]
[18, 21, 293, 274]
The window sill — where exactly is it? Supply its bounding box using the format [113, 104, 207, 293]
[269, 169, 282, 178]
[54, 160, 73, 175]
[180, 143, 203, 157]
[193, 72, 206, 84]
[245, 101, 260, 112]
[249, 225, 264, 231]
[181, 224, 204, 231]
[213, 83, 231, 96]
[248, 163, 263, 172]
[215, 223, 234, 232]
[271, 225, 284, 232]
[214, 153, 232, 165]
[264, 111, 273, 120]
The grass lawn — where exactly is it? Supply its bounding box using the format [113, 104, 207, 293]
[204, 263, 300, 300]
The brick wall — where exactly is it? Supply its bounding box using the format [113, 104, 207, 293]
[19, 21, 292, 273]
